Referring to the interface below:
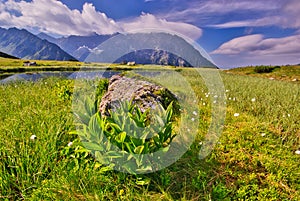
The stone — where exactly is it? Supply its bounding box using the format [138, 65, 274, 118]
[99, 74, 177, 116]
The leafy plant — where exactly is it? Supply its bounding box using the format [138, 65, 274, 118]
[73, 98, 176, 174]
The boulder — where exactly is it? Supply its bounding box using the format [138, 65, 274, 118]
[99, 74, 177, 116]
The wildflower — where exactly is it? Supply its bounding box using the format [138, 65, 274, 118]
[251, 98, 256, 102]
[233, 97, 236, 101]
[199, 142, 203, 145]
[203, 103, 206, 106]
[292, 78, 297, 82]
[234, 113, 239, 117]
[261, 133, 266, 137]
[269, 77, 275, 80]
[192, 111, 197, 115]
[226, 90, 230, 93]
[213, 100, 217, 104]
[228, 97, 232, 100]
[205, 94, 209, 98]
[288, 114, 291, 117]
[68, 142, 73, 147]
[214, 95, 218, 98]
[187, 129, 191, 132]
[295, 150, 300, 155]
[191, 118, 195, 122]
[30, 135, 37, 140]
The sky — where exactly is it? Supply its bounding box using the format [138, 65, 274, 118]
[0, 0, 300, 68]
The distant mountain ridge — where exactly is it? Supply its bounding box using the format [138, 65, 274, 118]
[0, 27, 216, 67]
[0, 51, 19, 59]
[85, 32, 217, 68]
[39, 32, 216, 67]
[0, 27, 76, 61]
[37, 32, 116, 61]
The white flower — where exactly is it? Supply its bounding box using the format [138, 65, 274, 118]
[228, 97, 232, 100]
[251, 98, 256, 102]
[205, 94, 209, 98]
[295, 150, 300, 155]
[187, 129, 191, 132]
[30, 135, 37, 140]
[192, 111, 197, 115]
[233, 97, 236, 101]
[203, 103, 206, 106]
[214, 95, 218, 98]
[269, 77, 275, 80]
[288, 114, 291, 117]
[261, 133, 266, 137]
[191, 118, 195, 122]
[226, 90, 230, 92]
[213, 100, 217, 104]
[68, 142, 73, 147]
[199, 142, 203, 145]
[234, 113, 240, 117]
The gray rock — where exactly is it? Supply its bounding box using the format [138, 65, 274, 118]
[99, 74, 177, 116]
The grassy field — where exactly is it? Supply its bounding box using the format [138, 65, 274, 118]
[0, 65, 299, 200]
[226, 65, 300, 82]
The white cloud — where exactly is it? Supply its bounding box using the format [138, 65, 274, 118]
[0, 0, 202, 39]
[210, 0, 300, 29]
[162, 0, 280, 25]
[121, 13, 202, 40]
[210, 17, 283, 28]
[0, 0, 122, 35]
[211, 34, 300, 56]
[211, 34, 264, 55]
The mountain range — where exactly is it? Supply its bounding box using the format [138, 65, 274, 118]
[0, 51, 19, 59]
[0, 27, 216, 67]
[0, 27, 76, 61]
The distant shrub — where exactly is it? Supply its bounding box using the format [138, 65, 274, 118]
[254, 65, 280, 73]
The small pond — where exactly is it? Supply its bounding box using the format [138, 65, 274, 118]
[0, 69, 162, 84]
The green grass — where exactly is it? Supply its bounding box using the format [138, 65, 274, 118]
[0, 57, 83, 68]
[226, 65, 300, 82]
[0, 67, 299, 200]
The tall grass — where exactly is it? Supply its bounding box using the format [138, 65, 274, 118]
[0, 68, 299, 200]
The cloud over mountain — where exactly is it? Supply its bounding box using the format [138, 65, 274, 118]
[0, 0, 202, 39]
[121, 13, 202, 40]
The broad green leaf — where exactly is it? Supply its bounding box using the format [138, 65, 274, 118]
[134, 145, 144, 154]
[115, 131, 127, 143]
[82, 142, 104, 151]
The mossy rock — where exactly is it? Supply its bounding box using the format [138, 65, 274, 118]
[99, 74, 179, 116]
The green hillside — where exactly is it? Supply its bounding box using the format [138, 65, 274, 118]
[0, 66, 299, 200]
[226, 65, 300, 82]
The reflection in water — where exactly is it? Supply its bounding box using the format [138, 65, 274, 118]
[0, 70, 162, 84]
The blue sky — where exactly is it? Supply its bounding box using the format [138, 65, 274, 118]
[0, 0, 300, 68]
